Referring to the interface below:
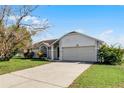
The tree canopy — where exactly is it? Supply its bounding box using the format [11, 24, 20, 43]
[0, 5, 49, 61]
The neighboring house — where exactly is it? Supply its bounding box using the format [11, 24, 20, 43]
[32, 31, 104, 62]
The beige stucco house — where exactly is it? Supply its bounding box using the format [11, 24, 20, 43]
[32, 31, 104, 62]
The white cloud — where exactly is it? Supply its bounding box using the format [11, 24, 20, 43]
[97, 30, 124, 47]
[32, 20, 40, 24]
[24, 16, 35, 21]
[40, 32, 54, 40]
[32, 31, 55, 44]
[99, 30, 113, 36]
[23, 16, 39, 23]
[8, 15, 42, 25]
[98, 30, 114, 46]
[8, 15, 20, 21]
[24, 16, 48, 26]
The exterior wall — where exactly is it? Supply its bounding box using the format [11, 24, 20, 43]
[59, 33, 96, 47]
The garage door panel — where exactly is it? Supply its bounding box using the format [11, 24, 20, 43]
[62, 46, 96, 61]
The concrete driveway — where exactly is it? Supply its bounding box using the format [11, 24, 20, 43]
[0, 61, 92, 88]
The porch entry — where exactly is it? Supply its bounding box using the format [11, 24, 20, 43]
[40, 46, 48, 57]
[54, 47, 59, 60]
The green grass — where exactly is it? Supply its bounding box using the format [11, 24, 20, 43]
[0, 58, 49, 75]
[69, 63, 124, 88]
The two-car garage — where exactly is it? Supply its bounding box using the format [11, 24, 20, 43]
[62, 46, 97, 62]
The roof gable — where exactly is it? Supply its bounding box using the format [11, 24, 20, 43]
[51, 31, 104, 45]
[32, 39, 57, 48]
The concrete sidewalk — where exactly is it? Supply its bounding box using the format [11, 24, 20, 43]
[0, 62, 92, 88]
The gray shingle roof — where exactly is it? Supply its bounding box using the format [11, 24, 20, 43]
[32, 39, 57, 49]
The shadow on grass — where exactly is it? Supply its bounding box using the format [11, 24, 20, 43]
[12, 57, 48, 61]
[94, 62, 120, 66]
[30, 58, 48, 61]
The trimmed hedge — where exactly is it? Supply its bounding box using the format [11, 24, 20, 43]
[98, 44, 124, 65]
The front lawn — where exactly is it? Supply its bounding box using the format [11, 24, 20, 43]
[69, 63, 124, 88]
[0, 58, 49, 75]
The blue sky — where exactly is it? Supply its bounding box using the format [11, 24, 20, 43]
[24, 6, 124, 47]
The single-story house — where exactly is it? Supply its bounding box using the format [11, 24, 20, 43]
[32, 31, 104, 62]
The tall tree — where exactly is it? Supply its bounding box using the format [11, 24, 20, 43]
[0, 5, 49, 61]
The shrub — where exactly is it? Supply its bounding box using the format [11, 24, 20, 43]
[37, 51, 44, 58]
[98, 44, 124, 65]
[23, 49, 34, 59]
[0, 48, 18, 61]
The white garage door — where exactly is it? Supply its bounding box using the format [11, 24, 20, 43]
[62, 46, 97, 62]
